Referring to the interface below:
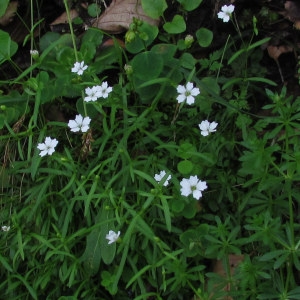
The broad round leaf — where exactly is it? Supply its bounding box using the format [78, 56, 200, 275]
[163, 15, 186, 34]
[131, 51, 163, 81]
[178, 0, 203, 11]
[141, 0, 167, 19]
[177, 160, 194, 175]
[196, 27, 213, 47]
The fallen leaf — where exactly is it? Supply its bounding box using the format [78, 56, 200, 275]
[50, 9, 79, 26]
[91, 0, 160, 34]
[267, 44, 294, 61]
[279, 0, 300, 29]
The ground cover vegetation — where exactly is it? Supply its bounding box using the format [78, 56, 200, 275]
[1, 0, 300, 299]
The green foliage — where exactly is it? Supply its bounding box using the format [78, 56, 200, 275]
[163, 15, 186, 34]
[0, 0, 10, 18]
[141, 0, 167, 19]
[0, 30, 18, 65]
[1, 0, 300, 299]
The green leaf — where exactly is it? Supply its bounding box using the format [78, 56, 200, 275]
[131, 51, 163, 81]
[87, 3, 101, 17]
[0, 0, 9, 18]
[163, 15, 186, 34]
[81, 214, 103, 276]
[160, 196, 172, 232]
[180, 52, 196, 69]
[177, 0, 203, 11]
[196, 27, 213, 47]
[141, 0, 167, 19]
[0, 253, 13, 272]
[126, 22, 158, 54]
[177, 160, 193, 174]
[0, 29, 18, 65]
[177, 143, 196, 159]
[100, 205, 117, 265]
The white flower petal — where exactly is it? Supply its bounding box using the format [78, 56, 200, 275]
[191, 87, 200, 96]
[176, 94, 186, 103]
[106, 230, 120, 244]
[192, 190, 202, 200]
[186, 82, 194, 91]
[186, 95, 195, 105]
[176, 85, 186, 94]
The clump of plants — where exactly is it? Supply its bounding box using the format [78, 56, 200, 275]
[1, 0, 300, 299]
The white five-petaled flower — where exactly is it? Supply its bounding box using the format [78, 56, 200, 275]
[84, 86, 102, 102]
[154, 170, 171, 186]
[97, 81, 113, 99]
[71, 61, 88, 75]
[199, 120, 218, 136]
[37, 137, 58, 157]
[2, 226, 10, 232]
[68, 114, 91, 133]
[217, 4, 235, 22]
[180, 175, 207, 200]
[106, 230, 121, 244]
[176, 82, 200, 105]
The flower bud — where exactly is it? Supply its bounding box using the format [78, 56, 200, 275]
[124, 64, 133, 75]
[184, 35, 194, 48]
[125, 30, 136, 43]
[30, 50, 39, 59]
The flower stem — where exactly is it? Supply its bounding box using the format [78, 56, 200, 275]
[63, 0, 78, 61]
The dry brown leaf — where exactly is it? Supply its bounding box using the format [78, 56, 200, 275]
[267, 44, 294, 61]
[279, 1, 300, 29]
[50, 9, 79, 26]
[0, 1, 18, 26]
[91, 0, 160, 34]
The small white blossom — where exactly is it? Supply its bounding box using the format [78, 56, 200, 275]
[30, 50, 39, 56]
[68, 114, 91, 133]
[106, 230, 120, 244]
[154, 170, 171, 186]
[217, 4, 235, 22]
[180, 175, 207, 200]
[84, 86, 102, 102]
[199, 120, 218, 136]
[176, 82, 200, 105]
[97, 81, 113, 99]
[37, 137, 58, 157]
[71, 61, 88, 75]
[2, 226, 10, 232]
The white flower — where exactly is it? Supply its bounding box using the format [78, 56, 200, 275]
[30, 50, 39, 56]
[37, 137, 58, 157]
[97, 81, 113, 99]
[106, 230, 120, 244]
[2, 226, 10, 232]
[199, 120, 218, 136]
[68, 114, 91, 133]
[84, 86, 102, 102]
[217, 4, 235, 22]
[154, 170, 171, 186]
[180, 175, 207, 200]
[176, 82, 200, 105]
[71, 61, 88, 75]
